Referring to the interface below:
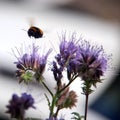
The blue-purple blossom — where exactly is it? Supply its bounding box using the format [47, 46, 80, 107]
[6, 93, 35, 119]
[51, 61, 63, 86]
[76, 40, 110, 85]
[67, 58, 80, 80]
[52, 33, 79, 82]
[53, 32, 110, 86]
[14, 43, 51, 83]
[56, 32, 79, 68]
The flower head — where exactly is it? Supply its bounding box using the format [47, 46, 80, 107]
[76, 40, 110, 86]
[6, 93, 35, 119]
[56, 32, 79, 69]
[14, 43, 51, 83]
[51, 61, 63, 86]
[52, 32, 80, 82]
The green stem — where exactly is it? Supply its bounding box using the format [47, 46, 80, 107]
[59, 74, 78, 93]
[83, 80, 92, 120]
[41, 81, 53, 97]
[49, 94, 57, 118]
[50, 75, 78, 118]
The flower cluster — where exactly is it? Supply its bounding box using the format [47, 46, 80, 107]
[54, 33, 109, 88]
[6, 93, 35, 120]
[50, 32, 110, 119]
[6, 32, 111, 120]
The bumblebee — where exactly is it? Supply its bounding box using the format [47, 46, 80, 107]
[27, 26, 43, 38]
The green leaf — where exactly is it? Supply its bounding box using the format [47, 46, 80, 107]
[71, 112, 84, 120]
[44, 93, 51, 110]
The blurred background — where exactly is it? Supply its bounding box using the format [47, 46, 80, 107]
[0, 0, 120, 120]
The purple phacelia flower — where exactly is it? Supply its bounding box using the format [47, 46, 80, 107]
[52, 32, 80, 82]
[56, 32, 79, 68]
[67, 58, 80, 80]
[6, 93, 35, 119]
[76, 40, 110, 86]
[14, 43, 51, 83]
[51, 61, 63, 86]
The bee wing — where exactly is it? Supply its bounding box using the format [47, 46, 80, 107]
[27, 17, 35, 27]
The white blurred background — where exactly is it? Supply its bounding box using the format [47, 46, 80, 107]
[0, 0, 120, 120]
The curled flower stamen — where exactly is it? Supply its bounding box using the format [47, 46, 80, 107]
[14, 43, 52, 83]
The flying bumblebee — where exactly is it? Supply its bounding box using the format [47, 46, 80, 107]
[27, 26, 43, 38]
[26, 18, 43, 38]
